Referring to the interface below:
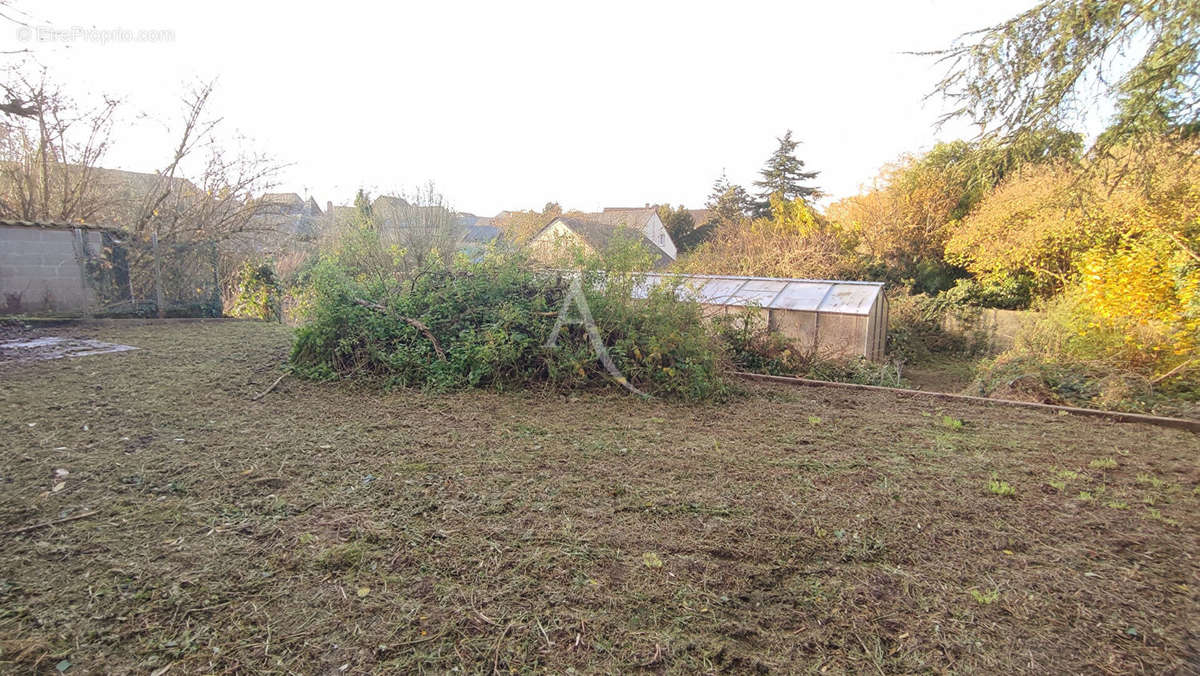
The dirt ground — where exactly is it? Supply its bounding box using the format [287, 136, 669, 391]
[1, 321, 1197, 674]
[902, 356, 978, 395]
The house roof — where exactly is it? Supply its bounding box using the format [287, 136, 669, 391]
[261, 192, 304, 208]
[687, 209, 713, 226]
[331, 205, 358, 221]
[85, 167, 200, 228]
[462, 224, 501, 243]
[588, 207, 658, 227]
[535, 216, 672, 267]
[371, 195, 410, 212]
[0, 164, 201, 229]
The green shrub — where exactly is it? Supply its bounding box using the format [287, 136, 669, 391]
[935, 276, 1034, 311]
[289, 240, 728, 400]
[227, 260, 281, 321]
[711, 307, 807, 375]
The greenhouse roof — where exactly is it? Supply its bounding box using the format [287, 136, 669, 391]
[631, 273, 885, 316]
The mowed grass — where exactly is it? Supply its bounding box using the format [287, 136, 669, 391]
[1, 321, 1197, 674]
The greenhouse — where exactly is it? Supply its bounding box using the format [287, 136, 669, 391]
[632, 273, 888, 360]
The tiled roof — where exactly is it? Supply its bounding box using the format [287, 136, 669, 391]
[588, 207, 657, 227]
[462, 224, 501, 243]
[261, 192, 304, 207]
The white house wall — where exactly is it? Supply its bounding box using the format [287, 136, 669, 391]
[528, 221, 595, 262]
[642, 213, 677, 259]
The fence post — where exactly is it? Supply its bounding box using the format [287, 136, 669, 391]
[152, 230, 165, 318]
[72, 228, 93, 320]
[210, 242, 223, 317]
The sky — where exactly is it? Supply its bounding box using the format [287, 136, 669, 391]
[7, 0, 1041, 216]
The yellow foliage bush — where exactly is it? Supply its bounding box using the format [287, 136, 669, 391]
[1080, 237, 1200, 359]
[948, 135, 1199, 381]
[677, 196, 862, 280]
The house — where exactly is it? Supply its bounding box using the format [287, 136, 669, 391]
[257, 192, 324, 237]
[370, 195, 411, 224]
[48, 166, 201, 231]
[461, 224, 502, 246]
[457, 223, 503, 259]
[582, 207, 677, 259]
[527, 215, 674, 268]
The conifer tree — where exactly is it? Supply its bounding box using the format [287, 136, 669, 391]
[753, 130, 820, 216]
[705, 171, 753, 226]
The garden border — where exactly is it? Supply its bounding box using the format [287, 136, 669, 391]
[735, 371, 1200, 432]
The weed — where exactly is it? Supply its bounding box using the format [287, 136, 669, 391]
[642, 552, 664, 568]
[969, 588, 1001, 605]
[1078, 491, 1094, 501]
[316, 542, 372, 570]
[1137, 473, 1167, 489]
[941, 415, 964, 431]
[1105, 501, 1129, 509]
[1144, 508, 1180, 527]
[1048, 480, 1067, 491]
[1089, 457, 1118, 470]
[808, 416, 822, 425]
[1058, 470, 1082, 481]
[987, 477, 1016, 497]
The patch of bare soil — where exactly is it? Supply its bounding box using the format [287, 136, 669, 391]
[0, 321, 1197, 673]
[902, 356, 978, 394]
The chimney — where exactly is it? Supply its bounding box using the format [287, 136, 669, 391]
[327, 200, 333, 219]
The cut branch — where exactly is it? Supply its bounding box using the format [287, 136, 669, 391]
[1151, 359, 1195, 385]
[251, 372, 288, 401]
[353, 298, 446, 360]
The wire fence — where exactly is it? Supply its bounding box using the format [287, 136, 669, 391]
[83, 231, 223, 318]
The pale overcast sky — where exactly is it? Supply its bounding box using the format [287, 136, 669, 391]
[8, 0, 1038, 215]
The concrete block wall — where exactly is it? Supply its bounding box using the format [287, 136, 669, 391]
[0, 225, 101, 314]
[941, 307, 1033, 353]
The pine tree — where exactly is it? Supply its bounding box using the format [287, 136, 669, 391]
[752, 130, 820, 216]
[705, 171, 753, 226]
[353, 188, 374, 227]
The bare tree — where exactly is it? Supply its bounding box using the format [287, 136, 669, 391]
[0, 71, 117, 222]
[118, 81, 283, 315]
[1, 1, 39, 118]
[127, 82, 282, 243]
[375, 182, 465, 276]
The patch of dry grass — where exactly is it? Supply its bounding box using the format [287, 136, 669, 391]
[1, 321, 1197, 673]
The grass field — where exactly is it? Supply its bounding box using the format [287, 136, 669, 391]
[1, 321, 1197, 674]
